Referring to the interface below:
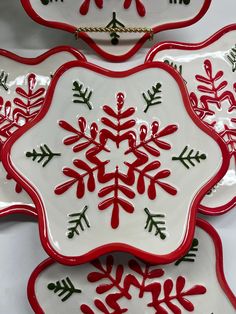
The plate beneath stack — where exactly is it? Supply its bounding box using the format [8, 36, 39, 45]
[27, 219, 236, 314]
[0, 47, 86, 218]
[146, 24, 236, 215]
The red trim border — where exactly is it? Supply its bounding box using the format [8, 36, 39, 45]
[145, 24, 236, 215]
[21, 0, 212, 62]
[2, 60, 230, 265]
[0, 205, 37, 218]
[0, 46, 86, 218]
[27, 219, 236, 314]
[0, 46, 86, 64]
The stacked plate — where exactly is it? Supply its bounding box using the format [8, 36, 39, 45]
[0, 1, 235, 313]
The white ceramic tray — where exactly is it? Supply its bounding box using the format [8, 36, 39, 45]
[0, 47, 86, 218]
[27, 219, 236, 314]
[2, 60, 228, 265]
[146, 24, 236, 215]
[21, 0, 211, 61]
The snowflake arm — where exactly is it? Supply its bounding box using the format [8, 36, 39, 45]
[148, 276, 206, 313]
[125, 161, 177, 199]
[59, 117, 110, 153]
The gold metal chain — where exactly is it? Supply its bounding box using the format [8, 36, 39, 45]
[75, 27, 154, 39]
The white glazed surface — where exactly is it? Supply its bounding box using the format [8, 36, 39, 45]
[0, 0, 236, 313]
[0, 51, 83, 213]
[25, 0, 206, 57]
[9, 64, 223, 260]
[150, 30, 236, 211]
[31, 224, 235, 314]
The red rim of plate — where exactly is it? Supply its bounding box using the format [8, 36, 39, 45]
[0, 46, 86, 218]
[27, 218, 236, 314]
[1, 60, 230, 265]
[0, 205, 37, 218]
[20, 0, 212, 62]
[145, 23, 236, 215]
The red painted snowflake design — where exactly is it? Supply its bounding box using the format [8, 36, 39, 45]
[55, 92, 178, 229]
[190, 59, 236, 163]
[79, 0, 146, 17]
[80, 255, 207, 314]
[123, 0, 146, 17]
[0, 73, 46, 192]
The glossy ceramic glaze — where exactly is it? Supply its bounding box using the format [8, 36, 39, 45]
[21, 0, 211, 62]
[146, 24, 236, 215]
[0, 47, 86, 218]
[2, 60, 229, 265]
[27, 219, 236, 314]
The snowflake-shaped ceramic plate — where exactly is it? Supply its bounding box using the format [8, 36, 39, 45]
[21, 0, 211, 61]
[146, 24, 236, 215]
[0, 47, 86, 218]
[2, 60, 229, 265]
[28, 219, 236, 314]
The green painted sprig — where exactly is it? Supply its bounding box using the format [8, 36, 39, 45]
[175, 238, 199, 265]
[26, 145, 61, 167]
[73, 81, 93, 110]
[47, 277, 81, 302]
[0, 70, 9, 91]
[67, 206, 90, 239]
[172, 146, 207, 169]
[142, 82, 162, 113]
[144, 208, 166, 240]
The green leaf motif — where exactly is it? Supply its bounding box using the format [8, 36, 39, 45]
[142, 82, 162, 113]
[172, 146, 207, 169]
[227, 44, 236, 72]
[175, 238, 199, 265]
[47, 277, 81, 302]
[144, 208, 166, 240]
[169, 0, 191, 4]
[106, 12, 125, 45]
[73, 81, 93, 110]
[67, 205, 90, 239]
[164, 59, 187, 84]
[41, 0, 64, 5]
[0, 70, 9, 91]
[26, 144, 61, 167]
[164, 59, 183, 74]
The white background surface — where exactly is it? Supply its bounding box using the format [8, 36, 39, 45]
[0, 0, 235, 313]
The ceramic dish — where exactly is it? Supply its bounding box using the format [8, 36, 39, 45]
[2, 60, 229, 265]
[21, 0, 211, 62]
[0, 47, 86, 218]
[146, 24, 236, 215]
[28, 219, 236, 314]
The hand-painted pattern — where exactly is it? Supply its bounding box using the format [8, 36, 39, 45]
[142, 82, 162, 113]
[41, 0, 64, 5]
[169, 0, 191, 4]
[80, 255, 206, 313]
[79, 0, 146, 17]
[47, 277, 81, 302]
[175, 238, 199, 265]
[172, 146, 207, 169]
[227, 44, 236, 72]
[163, 60, 187, 84]
[26, 144, 61, 167]
[144, 207, 166, 239]
[0, 73, 46, 193]
[55, 92, 178, 229]
[106, 12, 125, 45]
[73, 81, 93, 110]
[190, 59, 236, 164]
[67, 205, 90, 238]
[0, 70, 9, 91]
